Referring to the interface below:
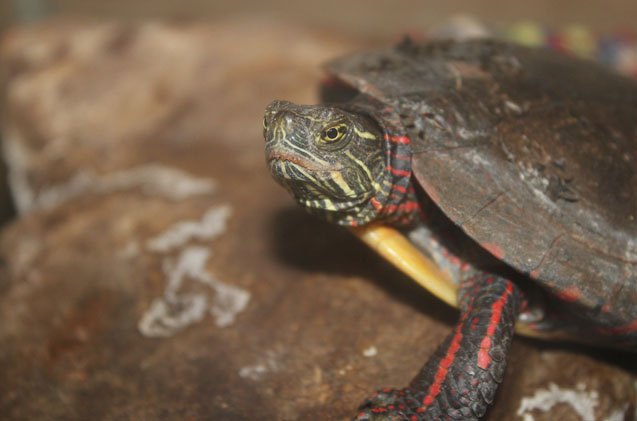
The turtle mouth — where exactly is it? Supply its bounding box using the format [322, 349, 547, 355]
[266, 150, 337, 172]
[266, 150, 366, 204]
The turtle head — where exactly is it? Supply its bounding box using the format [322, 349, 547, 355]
[264, 100, 387, 225]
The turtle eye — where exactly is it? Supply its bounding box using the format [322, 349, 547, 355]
[321, 123, 348, 143]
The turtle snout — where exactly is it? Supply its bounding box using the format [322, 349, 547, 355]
[265, 99, 293, 113]
[274, 110, 297, 128]
[263, 100, 293, 142]
[266, 111, 312, 153]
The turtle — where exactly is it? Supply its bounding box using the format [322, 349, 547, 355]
[263, 38, 637, 420]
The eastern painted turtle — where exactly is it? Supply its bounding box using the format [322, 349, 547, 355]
[263, 38, 637, 420]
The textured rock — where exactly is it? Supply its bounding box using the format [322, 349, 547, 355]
[0, 19, 635, 420]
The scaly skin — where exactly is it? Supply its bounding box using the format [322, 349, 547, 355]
[264, 99, 521, 420]
[355, 275, 520, 420]
[265, 39, 637, 418]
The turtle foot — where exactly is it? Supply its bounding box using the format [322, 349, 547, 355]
[354, 275, 520, 420]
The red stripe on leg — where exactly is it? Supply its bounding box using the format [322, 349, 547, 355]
[477, 283, 514, 370]
[420, 320, 465, 408]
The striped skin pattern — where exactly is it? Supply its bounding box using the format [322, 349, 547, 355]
[264, 97, 521, 420]
[264, 98, 417, 227]
[356, 276, 520, 421]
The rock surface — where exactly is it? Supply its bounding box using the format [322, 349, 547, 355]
[0, 19, 635, 420]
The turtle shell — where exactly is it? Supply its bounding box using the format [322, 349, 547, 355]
[326, 39, 637, 333]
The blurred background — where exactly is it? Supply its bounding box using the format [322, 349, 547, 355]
[2, 0, 637, 36]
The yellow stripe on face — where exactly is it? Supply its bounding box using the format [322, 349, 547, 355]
[280, 161, 290, 179]
[276, 121, 288, 140]
[284, 140, 331, 167]
[295, 166, 338, 199]
[330, 171, 356, 198]
[304, 182, 323, 197]
[294, 165, 317, 183]
[346, 151, 375, 184]
[353, 127, 378, 140]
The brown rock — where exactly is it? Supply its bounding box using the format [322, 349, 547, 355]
[0, 19, 635, 420]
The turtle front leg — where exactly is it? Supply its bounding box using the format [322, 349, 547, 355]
[355, 275, 521, 421]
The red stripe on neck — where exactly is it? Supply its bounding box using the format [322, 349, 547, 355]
[387, 166, 410, 177]
[370, 197, 383, 211]
[384, 134, 411, 144]
[392, 184, 408, 194]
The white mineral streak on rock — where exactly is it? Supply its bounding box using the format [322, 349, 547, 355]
[604, 405, 629, 421]
[138, 293, 209, 338]
[362, 346, 378, 357]
[163, 246, 250, 327]
[147, 205, 231, 252]
[200, 272, 251, 328]
[238, 364, 269, 381]
[505, 100, 523, 114]
[2, 129, 36, 214]
[139, 205, 250, 338]
[100, 165, 215, 200]
[6, 163, 217, 214]
[35, 172, 94, 211]
[517, 383, 599, 421]
[238, 351, 281, 381]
